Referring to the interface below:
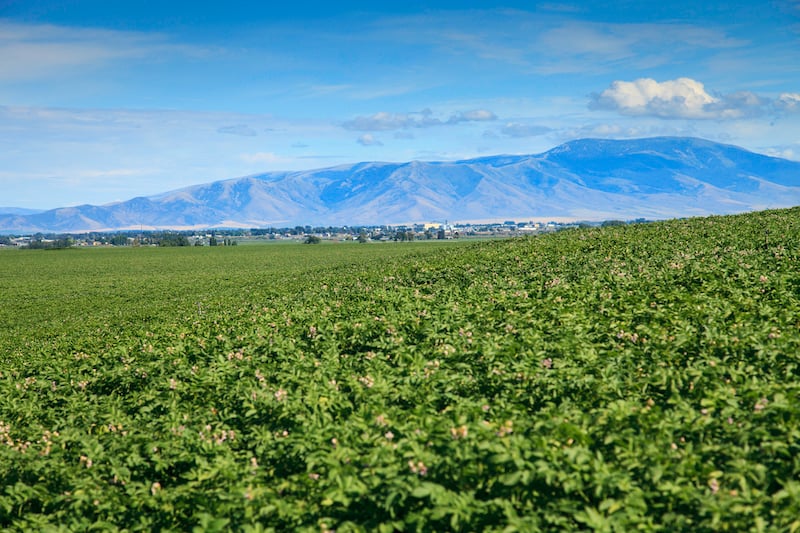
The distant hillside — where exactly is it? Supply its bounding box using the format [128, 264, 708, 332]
[0, 207, 44, 216]
[2, 137, 799, 233]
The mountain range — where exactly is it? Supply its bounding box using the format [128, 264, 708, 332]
[2, 137, 799, 233]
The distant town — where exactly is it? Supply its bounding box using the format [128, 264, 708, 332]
[0, 218, 650, 249]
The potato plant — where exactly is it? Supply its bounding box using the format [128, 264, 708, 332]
[1, 208, 799, 531]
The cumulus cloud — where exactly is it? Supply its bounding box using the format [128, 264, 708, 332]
[343, 108, 496, 131]
[217, 124, 258, 136]
[590, 78, 720, 118]
[590, 78, 800, 120]
[357, 133, 383, 146]
[500, 122, 551, 138]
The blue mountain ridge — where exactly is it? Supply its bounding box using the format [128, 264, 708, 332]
[2, 137, 799, 233]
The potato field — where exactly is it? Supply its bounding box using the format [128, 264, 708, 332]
[1, 208, 799, 531]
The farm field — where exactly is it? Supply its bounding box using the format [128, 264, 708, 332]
[1, 208, 799, 531]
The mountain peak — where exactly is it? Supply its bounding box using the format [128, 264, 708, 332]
[545, 136, 727, 157]
[2, 137, 798, 233]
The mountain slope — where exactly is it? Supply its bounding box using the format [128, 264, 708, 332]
[0, 207, 44, 216]
[2, 137, 799, 233]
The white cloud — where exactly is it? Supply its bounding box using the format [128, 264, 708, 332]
[343, 108, 496, 131]
[448, 109, 497, 123]
[765, 146, 799, 160]
[775, 93, 800, 112]
[357, 134, 383, 146]
[590, 78, 718, 118]
[343, 111, 426, 131]
[500, 122, 551, 138]
[589, 78, 799, 120]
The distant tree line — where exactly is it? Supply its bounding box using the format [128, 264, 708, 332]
[27, 237, 74, 250]
[207, 236, 237, 246]
[155, 233, 191, 247]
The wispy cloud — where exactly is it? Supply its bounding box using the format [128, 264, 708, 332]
[367, 11, 748, 76]
[218, 124, 258, 136]
[0, 21, 201, 83]
[500, 122, 551, 138]
[342, 108, 496, 131]
[533, 22, 745, 74]
[0, 104, 349, 207]
[449, 109, 497, 123]
[559, 122, 695, 140]
[240, 152, 287, 164]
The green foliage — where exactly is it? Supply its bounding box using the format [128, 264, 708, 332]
[304, 235, 322, 244]
[1, 208, 800, 531]
[26, 237, 73, 249]
[157, 233, 190, 247]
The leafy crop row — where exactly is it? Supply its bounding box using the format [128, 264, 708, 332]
[1, 209, 799, 531]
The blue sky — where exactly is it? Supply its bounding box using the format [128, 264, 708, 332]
[2, 0, 799, 209]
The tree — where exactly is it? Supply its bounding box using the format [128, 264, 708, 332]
[110, 234, 129, 246]
[304, 235, 321, 244]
